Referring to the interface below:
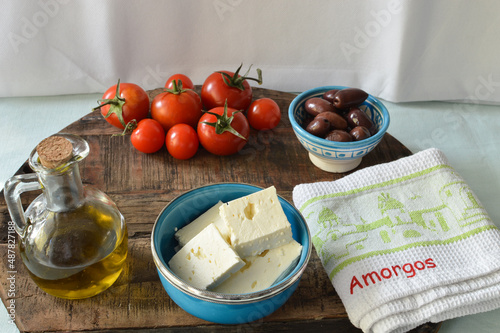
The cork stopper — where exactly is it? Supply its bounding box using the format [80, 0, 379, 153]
[36, 136, 74, 169]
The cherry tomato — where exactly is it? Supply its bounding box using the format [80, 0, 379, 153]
[197, 102, 250, 156]
[165, 74, 194, 90]
[247, 98, 281, 130]
[166, 124, 199, 160]
[151, 80, 203, 132]
[130, 119, 165, 153]
[94, 80, 149, 130]
[201, 64, 262, 111]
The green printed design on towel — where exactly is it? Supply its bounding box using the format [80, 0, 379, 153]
[302, 164, 495, 279]
[299, 164, 451, 211]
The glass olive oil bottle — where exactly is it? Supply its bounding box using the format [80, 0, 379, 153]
[5, 134, 128, 299]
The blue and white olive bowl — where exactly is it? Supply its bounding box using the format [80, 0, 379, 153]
[151, 183, 312, 324]
[288, 86, 390, 173]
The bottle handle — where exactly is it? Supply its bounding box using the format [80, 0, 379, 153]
[4, 173, 41, 236]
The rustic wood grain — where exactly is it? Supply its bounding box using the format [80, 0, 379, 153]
[0, 87, 440, 332]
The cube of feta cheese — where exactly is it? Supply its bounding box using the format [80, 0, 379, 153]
[219, 186, 293, 258]
[174, 201, 230, 247]
[213, 239, 302, 294]
[168, 223, 244, 290]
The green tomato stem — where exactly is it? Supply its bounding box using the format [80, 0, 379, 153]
[163, 79, 191, 95]
[202, 100, 247, 140]
[92, 79, 129, 128]
[112, 119, 137, 137]
[217, 63, 263, 92]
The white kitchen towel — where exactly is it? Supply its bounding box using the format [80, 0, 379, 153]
[293, 148, 500, 333]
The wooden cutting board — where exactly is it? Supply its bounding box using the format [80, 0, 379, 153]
[0, 87, 440, 333]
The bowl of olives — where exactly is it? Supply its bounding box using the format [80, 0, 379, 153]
[288, 86, 390, 173]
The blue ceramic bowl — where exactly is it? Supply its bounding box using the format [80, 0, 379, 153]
[288, 86, 390, 173]
[151, 183, 312, 324]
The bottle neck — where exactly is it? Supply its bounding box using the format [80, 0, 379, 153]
[39, 164, 85, 212]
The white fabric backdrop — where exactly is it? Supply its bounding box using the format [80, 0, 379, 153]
[1, 0, 500, 103]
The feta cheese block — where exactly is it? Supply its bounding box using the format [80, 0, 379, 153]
[174, 201, 230, 247]
[168, 223, 245, 290]
[219, 186, 293, 258]
[213, 239, 303, 294]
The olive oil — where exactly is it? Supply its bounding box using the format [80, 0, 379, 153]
[5, 134, 128, 299]
[20, 200, 128, 299]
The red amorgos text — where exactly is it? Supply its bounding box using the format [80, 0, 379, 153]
[350, 258, 436, 295]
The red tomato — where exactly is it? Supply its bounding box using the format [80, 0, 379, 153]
[247, 98, 281, 130]
[197, 103, 250, 156]
[201, 64, 262, 111]
[130, 119, 165, 154]
[166, 124, 199, 160]
[151, 81, 202, 132]
[94, 80, 149, 130]
[165, 74, 194, 90]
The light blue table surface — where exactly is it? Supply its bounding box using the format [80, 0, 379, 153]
[0, 93, 499, 332]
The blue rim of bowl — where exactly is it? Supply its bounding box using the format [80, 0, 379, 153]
[288, 85, 390, 149]
[150, 183, 312, 305]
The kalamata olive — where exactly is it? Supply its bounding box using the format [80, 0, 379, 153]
[350, 126, 371, 141]
[322, 89, 340, 103]
[325, 130, 353, 142]
[345, 107, 375, 131]
[315, 111, 348, 130]
[304, 97, 334, 117]
[333, 88, 369, 109]
[306, 117, 331, 137]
